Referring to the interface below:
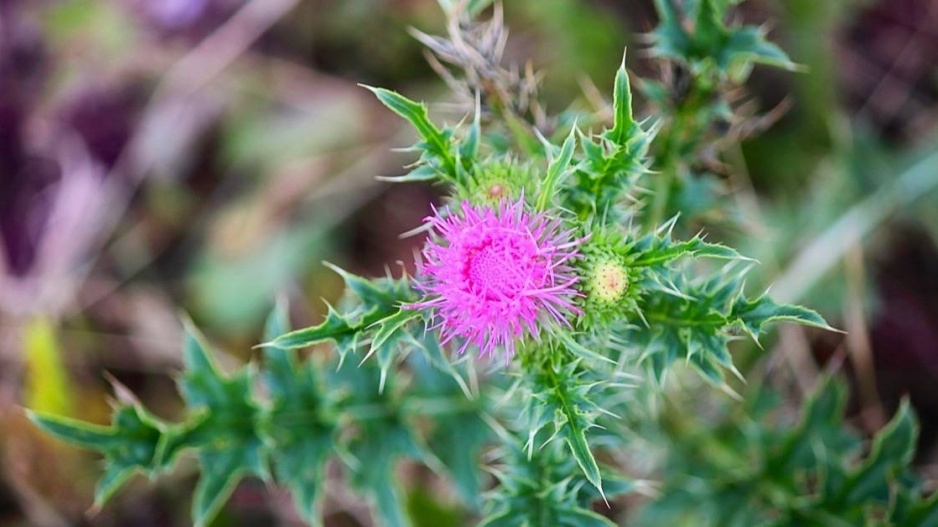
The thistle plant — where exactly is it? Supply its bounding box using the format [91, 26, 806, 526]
[28, 1, 938, 526]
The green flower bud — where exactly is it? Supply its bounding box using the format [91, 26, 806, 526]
[462, 158, 534, 207]
[587, 257, 629, 305]
[575, 229, 639, 328]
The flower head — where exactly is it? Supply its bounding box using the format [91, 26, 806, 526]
[410, 197, 583, 361]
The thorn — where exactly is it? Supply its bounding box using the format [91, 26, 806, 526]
[357, 83, 380, 94]
[729, 364, 746, 384]
[598, 483, 610, 508]
[719, 383, 743, 402]
[102, 372, 140, 406]
[86, 502, 103, 519]
[378, 368, 388, 394]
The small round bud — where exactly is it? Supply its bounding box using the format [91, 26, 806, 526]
[574, 229, 639, 328]
[462, 158, 534, 207]
[589, 259, 629, 304]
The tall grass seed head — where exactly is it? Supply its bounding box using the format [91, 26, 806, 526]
[408, 196, 584, 362]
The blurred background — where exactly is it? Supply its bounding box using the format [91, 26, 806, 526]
[1, 0, 937, 525]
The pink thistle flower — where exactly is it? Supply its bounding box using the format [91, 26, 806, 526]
[408, 197, 584, 362]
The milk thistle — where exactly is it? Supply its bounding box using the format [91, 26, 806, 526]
[30, 4, 912, 527]
[409, 197, 583, 361]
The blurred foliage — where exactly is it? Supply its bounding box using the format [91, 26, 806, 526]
[3, 0, 938, 525]
[641, 379, 936, 527]
[24, 2, 863, 527]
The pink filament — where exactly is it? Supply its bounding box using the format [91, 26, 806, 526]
[408, 197, 583, 362]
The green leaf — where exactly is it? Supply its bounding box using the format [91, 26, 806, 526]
[562, 417, 604, 499]
[731, 295, 834, 341]
[332, 360, 423, 527]
[628, 268, 831, 384]
[410, 345, 489, 509]
[267, 304, 365, 349]
[651, 0, 692, 60]
[554, 330, 616, 365]
[364, 308, 422, 365]
[723, 26, 795, 70]
[29, 404, 166, 507]
[522, 360, 605, 496]
[324, 262, 413, 309]
[641, 377, 931, 527]
[176, 324, 267, 527]
[264, 264, 413, 351]
[832, 400, 918, 508]
[460, 95, 482, 162]
[606, 56, 635, 145]
[360, 308, 423, 394]
[377, 165, 439, 183]
[535, 127, 578, 210]
[193, 449, 255, 526]
[630, 231, 744, 268]
[892, 488, 938, 527]
[262, 304, 337, 526]
[567, 60, 653, 222]
[556, 509, 619, 527]
[363, 86, 460, 184]
[651, 0, 794, 76]
[766, 379, 857, 483]
[480, 443, 616, 527]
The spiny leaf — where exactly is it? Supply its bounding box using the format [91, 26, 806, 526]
[480, 442, 616, 527]
[628, 269, 831, 385]
[176, 324, 267, 527]
[831, 400, 917, 508]
[193, 450, 256, 527]
[262, 304, 337, 526]
[461, 93, 482, 161]
[554, 330, 616, 365]
[651, 0, 692, 60]
[567, 59, 653, 222]
[642, 378, 930, 527]
[267, 305, 364, 349]
[606, 55, 635, 145]
[265, 265, 413, 351]
[29, 404, 166, 507]
[723, 26, 795, 70]
[522, 360, 605, 495]
[323, 262, 413, 309]
[731, 295, 833, 340]
[331, 359, 422, 527]
[535, 126, 578, 210]
[410, 345, 489, 509]
[363, 85, 460, 184]
[630, 232, 744, 268]
[363, 308, 422, 365]
[376, 165, 438, 183]
[650, 0, 795, 76]
[892, 488, 938, 527]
